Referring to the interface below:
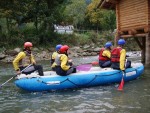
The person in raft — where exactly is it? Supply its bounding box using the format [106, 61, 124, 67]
[13, 42, 44, 76]
[50, 44, 63, 71]
[62, 45, 73, 66]
[55, 45, 76, 76]
[98, 42, 113, 68]
[111, 39, 131, 71]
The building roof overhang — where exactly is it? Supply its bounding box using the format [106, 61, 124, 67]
[97, 0, 117, 10]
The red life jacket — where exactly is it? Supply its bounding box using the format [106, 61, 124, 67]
[111, 47, 122, 62]
[99, 48, 110, 61]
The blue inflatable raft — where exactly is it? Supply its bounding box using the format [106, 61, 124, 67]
[14, 63, 144, 92]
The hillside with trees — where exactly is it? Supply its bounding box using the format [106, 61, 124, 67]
[0, 0, 137, 51]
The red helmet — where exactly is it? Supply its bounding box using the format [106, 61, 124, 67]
[59, 45, 69, 53]
[63, 45, 69, 50]
[24, 42, 33, 48]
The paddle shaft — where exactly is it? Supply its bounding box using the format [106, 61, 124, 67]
[118, 59, 127, 91]
[0, 64, 32, 88]
[117, 71, 125, 91]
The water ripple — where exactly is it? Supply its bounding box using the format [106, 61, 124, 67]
[0, 56, 150, 113]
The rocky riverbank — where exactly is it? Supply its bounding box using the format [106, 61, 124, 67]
[0, 44, 141, 63]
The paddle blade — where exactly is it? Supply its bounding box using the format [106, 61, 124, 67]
[91, 61, 99, 66]
[76, 64, 92, 71]
[117, 78, 124, 91]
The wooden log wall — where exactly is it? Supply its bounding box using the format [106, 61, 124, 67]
[99, 0, 150, 65]
[117, 0, 149, 35]
[148, 0, 150, 29]
[115, 0, 150, 65]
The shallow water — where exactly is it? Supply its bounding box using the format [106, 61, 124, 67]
[0, 56, 150, 113]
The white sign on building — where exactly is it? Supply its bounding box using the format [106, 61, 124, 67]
[54, 24, 74, 34]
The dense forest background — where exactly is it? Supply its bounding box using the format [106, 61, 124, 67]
[0, 0, 138, 51]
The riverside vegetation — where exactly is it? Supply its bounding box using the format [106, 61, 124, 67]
[0, 30, 140, 63]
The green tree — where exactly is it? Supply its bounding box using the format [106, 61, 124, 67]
[63, 0, 87, 29]
[86, 0, 116, 31]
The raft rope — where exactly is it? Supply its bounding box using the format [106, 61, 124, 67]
[36, 63, 139, 87]
[37, 71, 123, 88]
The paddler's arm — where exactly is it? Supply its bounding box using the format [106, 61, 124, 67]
[60, 55, 70, 71]
[13, 52, 25, 74]
[103, 50, 111, 58]
[120, 49, 126, 71]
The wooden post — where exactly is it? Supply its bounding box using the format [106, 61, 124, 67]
[145, 32, 150, 65]
[141, 37, 146, 64]
[114, 1, 120, 47]
[0, 25, 2, 34]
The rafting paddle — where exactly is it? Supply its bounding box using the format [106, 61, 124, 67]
[117, 71, 125, 91]
[117, 59, 127, 91]
[0, 64, 32, 88]
[76, 64, 92, 71]
[91, 61, 99, 66]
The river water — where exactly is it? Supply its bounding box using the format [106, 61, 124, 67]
[0, 56, 149, 113]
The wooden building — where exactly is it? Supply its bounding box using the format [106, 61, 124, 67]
[98, 0, 150, 65]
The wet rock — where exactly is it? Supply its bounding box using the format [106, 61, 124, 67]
[0, 44, 142, 63]
[5, 50, 18, 56]
[82, 52, 88, 56]
[83, 45, 90, 49]
[93, 47, 101, 52]
[0, 53, 6, 60]
[1, 56, 14, 63]
[47, 47, 55, 52]
[91, 52, 98, 56]
[14, 48, 21, 53]
[32, 47, 39, 52]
